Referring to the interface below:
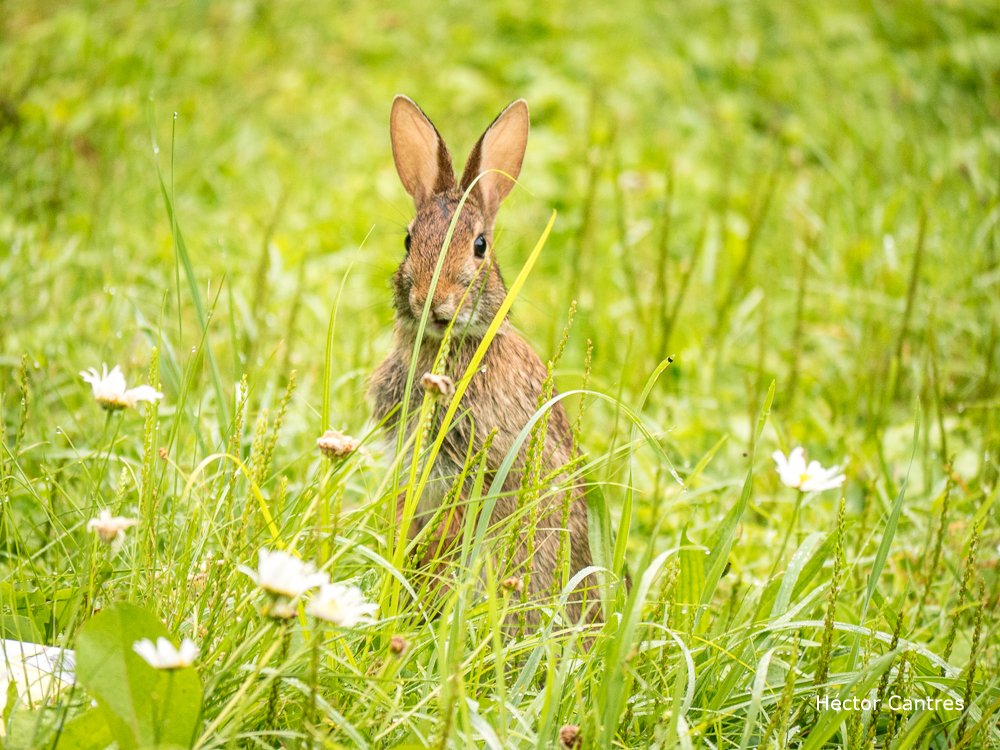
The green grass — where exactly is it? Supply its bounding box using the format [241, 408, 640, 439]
[2, 0, 999, 747]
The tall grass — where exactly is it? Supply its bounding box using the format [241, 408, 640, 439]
[2, 0, 999, 747]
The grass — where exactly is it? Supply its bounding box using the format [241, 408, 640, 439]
[2, 0, 999, 747]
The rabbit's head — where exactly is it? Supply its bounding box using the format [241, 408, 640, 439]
[388, 95, 529, 340]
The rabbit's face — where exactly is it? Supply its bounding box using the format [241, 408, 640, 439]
[388, 96, 529, 342]
[393, 194, 506, 339]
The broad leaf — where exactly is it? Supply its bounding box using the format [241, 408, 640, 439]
[75, 603, 201, 749]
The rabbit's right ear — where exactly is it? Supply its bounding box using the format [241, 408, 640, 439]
[390, 96, 456, 206]
[459, 99, 529, 217]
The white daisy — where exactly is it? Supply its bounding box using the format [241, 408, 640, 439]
[132, 637, 199, 670]
[80, 364, 163, 410]
[86, 509, 138, 544]
[306, 582, 377, 627]
[240, 549, 329, 599]
[772, 447, 845, 493]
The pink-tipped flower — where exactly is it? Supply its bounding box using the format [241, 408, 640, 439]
[316, 429, 360, 459]
[420, 372, 455, 399]
[501, 576, 524, 594]
[87, 509, 138, 544]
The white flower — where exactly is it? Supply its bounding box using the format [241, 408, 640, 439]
[316, 429, 360, 459]
[420, 372, 455, 399]
[240, 549, 329, 599]
[80, 364, 163, 410]
[86, 509, 138, 544]
[132, 637, 198, 670]
[306, 582, 377, 627]
[772, 447, 845, 493]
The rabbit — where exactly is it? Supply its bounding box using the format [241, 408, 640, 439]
[369, 95, 600, 628]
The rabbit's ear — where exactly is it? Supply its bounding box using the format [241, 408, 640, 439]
[460, 99, 529, 216]
[390, 95, 456, 206]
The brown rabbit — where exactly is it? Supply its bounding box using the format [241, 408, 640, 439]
[369, 95, 599, 626]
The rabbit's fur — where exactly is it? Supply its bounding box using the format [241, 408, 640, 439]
[369, 96, 599, 626]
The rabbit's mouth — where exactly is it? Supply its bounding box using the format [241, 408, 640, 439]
[400, 307, 484, 341]
[424, 317, 449, 339]
[398, 311, 448, 340]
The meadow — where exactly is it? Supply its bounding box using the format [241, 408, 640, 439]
[1, 1, 999, 747]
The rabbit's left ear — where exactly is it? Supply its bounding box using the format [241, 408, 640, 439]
[460, 99, 529, 216]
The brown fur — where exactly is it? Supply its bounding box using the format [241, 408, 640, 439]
[370, 96, 599, 626]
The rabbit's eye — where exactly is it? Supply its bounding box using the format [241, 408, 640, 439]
[404, 233, 412, 253]
[473, 234, 488, 258]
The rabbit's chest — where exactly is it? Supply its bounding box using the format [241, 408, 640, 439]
[380, 425, 464, 521]
[370, 332, 560, 475]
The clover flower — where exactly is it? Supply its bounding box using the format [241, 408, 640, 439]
[420, 372, 455, 399]
[80, 364, 163, 410]
[316, 429, 360, 459]
[306, 582, 377, 627]
[501, 576, 524, 594]
[772, 447, 845, 493]
[132, 637, 199, 670]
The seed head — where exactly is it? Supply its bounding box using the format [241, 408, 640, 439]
[559, 724, 581, 749]
[390, 635, 409, 656]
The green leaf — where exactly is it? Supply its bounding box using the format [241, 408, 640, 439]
[755, 529, 836, 619]
[800, 650, 898, 750]
[4, 705, 57, 750]
[677, 527, 706, 631]
[695, 382, 774, 633]
[53, 708, 115, 750]
[770, 531, 825, 618]
[585, 482, 613, 583]
[75, 603, 202, 749]
[153, 122, 229, 427]
[0, 615, 44, 643]
[849, 408, 919, 670]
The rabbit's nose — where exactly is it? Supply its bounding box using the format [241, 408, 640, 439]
[408, 288, 454, 324]
[432, 299, 456, 324]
